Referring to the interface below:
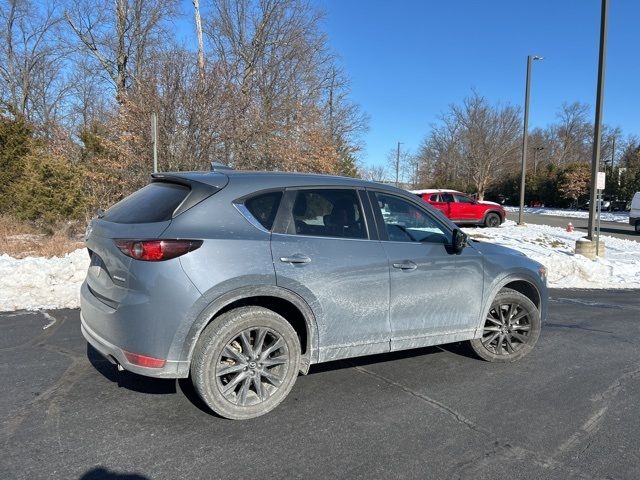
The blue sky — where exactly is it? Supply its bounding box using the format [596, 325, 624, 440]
[317, 0, 639, 166]
[179, 0, 640, 167]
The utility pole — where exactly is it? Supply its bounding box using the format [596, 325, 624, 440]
[518, 55, 543, 225]
[586, 0, 608, 241]
[395, 142, 402, 187]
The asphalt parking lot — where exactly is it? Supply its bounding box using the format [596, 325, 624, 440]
[2, 289, 640, 480]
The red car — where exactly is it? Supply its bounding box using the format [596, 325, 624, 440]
[412, 189, 506, 228]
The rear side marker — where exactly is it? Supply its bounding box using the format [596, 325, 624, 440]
[115, 239, 202, 261]
[123, 351, 166, 369]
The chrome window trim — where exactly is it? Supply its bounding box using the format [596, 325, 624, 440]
[233, 202, 270, 233]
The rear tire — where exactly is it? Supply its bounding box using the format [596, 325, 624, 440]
[469, 288, 541, 363]
[191, 306, 301, 420]
[635, 221, 640, 234]
[484, 212, 501, 228]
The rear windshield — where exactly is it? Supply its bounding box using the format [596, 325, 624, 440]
[103, 182, 190, 224]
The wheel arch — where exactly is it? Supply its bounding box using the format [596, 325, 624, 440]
[483, 209, 505, 224]
[474, 274, 545, 338]
[181, 286, 319, 374]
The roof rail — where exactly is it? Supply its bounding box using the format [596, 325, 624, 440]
[210, 162, 235, 172]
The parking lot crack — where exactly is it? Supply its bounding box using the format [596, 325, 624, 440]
[353, 365, 493, 439]
[354, 364, 601, 479]
[1, 354, 89, 446]
[553, 363, 640, 460]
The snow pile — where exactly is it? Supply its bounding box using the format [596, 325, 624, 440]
[504, 206, 630, 224]
[465, 221, 640, 289]
[0, 248, 89, 311]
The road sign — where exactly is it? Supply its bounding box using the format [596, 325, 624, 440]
[597, 171, 606, 190]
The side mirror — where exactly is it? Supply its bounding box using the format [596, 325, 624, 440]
[452, 228, 467, 254]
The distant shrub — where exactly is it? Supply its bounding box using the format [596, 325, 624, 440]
[0, 114, 33, 212]
[9, 150, 88, 224]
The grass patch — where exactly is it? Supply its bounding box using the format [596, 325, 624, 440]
[0, 215, 84, 258]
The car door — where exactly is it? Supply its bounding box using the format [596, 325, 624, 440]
[369, 190, 484, 351]
[452, 193, 478, 221]
[426, 194, 450, 217]
[271, 187, 390, 362]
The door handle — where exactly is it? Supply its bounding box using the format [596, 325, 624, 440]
[392, 261, 417, 271]
[280, 254, 311, 264]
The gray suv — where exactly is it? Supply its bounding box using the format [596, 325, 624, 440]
[81, 169, 548, 419]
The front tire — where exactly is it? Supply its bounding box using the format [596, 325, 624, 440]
[484, 212, 501, 228]
[469, 288, 541, 363]
[635, 221, 640, 234]
[191, 306, 301, 420]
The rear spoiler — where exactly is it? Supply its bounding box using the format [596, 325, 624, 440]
[150, 173, 227, 218]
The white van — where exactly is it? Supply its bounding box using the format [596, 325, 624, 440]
[631, 192, 640, 233]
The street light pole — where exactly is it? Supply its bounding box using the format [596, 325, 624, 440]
[587, 0, 608, 241]
[518, 55, 543, 225]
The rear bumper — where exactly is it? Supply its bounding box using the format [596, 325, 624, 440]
[81, 313, 189, 378]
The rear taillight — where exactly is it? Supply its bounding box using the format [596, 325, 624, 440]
[114, 239, 202, 261]
[123, 351, 166, 368]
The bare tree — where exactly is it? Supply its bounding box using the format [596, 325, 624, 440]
[360, 164, 388, 183]
[0, 0, 70, 127]
[415, 116, 463, 188]
[204, 0, 365, 172]
[416, 93, 520, 199]
[385, 146, 412, 186]
[64, 0, 178, 103]
[544, 102, 592, 166]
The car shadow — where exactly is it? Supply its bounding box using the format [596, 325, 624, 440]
[308, 341, 480, 375]
[86, 341, 480, 417]
[87, 344, 176, 395]
[79, 467, 149, 480]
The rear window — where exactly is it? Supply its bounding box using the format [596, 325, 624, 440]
[103, 182, 190, 224]
[244, 191, 282, 230]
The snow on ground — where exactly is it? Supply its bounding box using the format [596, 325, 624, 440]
[504, 206, 630, 224]
[464, 220, 640, 289]
[0, 248, 89, 311]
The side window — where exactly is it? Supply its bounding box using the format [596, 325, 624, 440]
[374, 192, 448, 244]
[429, 194, 440, 202]
[244, 191, 282, 230]
[441, 193, 454, 203]
[454, 194, 474, 204]
[290, 189, 366, 239]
